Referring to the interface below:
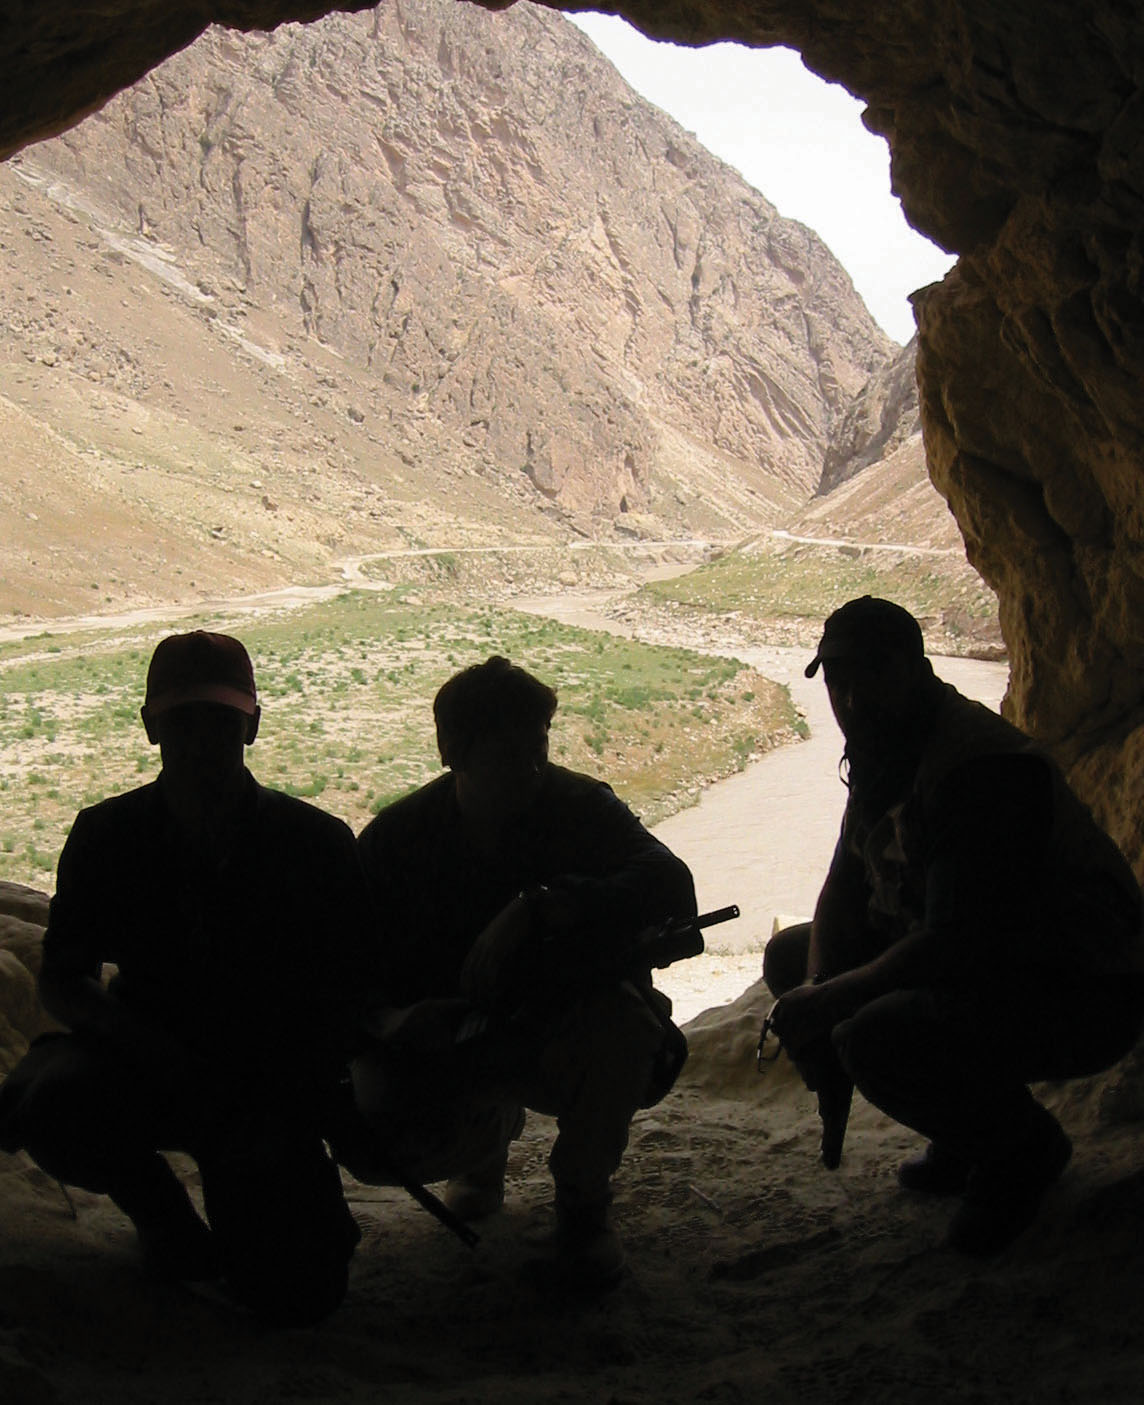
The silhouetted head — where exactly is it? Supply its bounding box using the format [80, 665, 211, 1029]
[805, 597, 932, 749]
[140, 631, 261, 807]
[804, 596, 924, 681]
[434, 656, 557, 822]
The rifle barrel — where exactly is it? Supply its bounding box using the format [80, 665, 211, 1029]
[693, 904, 740, 930]
[399, 1175, 481, 1249]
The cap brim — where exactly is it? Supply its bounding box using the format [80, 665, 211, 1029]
[804, 639, 865, 679]
[144, 684, 258, 717]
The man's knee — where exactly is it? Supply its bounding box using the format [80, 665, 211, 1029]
[0, 1035, 139, 1177]
[832, 988, 940, 1090]
[762, 923, 812, 997]
[561, 984, 664, 1074]
[203, 1139, 358, 1325]
[527, 984, 666, 1121]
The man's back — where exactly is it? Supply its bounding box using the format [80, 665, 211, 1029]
[851, 682, 1144, 976]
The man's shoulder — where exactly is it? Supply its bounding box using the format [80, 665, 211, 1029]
[538, 766, 644, 834]
[934, 683, 1027, 741]
[71, 779, 162, 836]
[544, 764, 617, 803]
[52, 781, 164, 899]
[359, 773, 454, 847]
[920, 684, 1038, 785]
[252, 782, 356, 848]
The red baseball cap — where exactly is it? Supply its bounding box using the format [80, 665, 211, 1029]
[144, 631, 258, 717]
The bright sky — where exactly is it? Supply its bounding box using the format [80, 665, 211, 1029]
[570, 12, 956, 346]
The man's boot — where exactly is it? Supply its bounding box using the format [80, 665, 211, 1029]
[443, 1106, 525, 1222]
[898, 1141, 973, 1196]
[947, 1104, 1072, 1256]
[111, 1154, 219, 1282]
[527, 1195, 625, 1291]
[443, 1150, 509, 1222]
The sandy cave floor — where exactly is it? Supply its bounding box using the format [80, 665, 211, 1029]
[3, 970, 1144, 1405]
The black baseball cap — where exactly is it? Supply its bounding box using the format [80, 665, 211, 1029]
[804, 597, 925, 678]
[144, 631, 258, 717]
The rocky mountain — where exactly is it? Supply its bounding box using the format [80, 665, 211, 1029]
[793, 432, 949, 548]
[817, 336, 920, 496]
[0, 0, 906, 616]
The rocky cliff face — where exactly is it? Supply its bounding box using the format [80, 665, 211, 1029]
[22, 1, 892, 535]
[819, 337, 919, 496]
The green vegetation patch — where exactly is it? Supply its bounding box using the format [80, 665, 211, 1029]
[639, 541, 999, 652]
[0, 589, 802, 890]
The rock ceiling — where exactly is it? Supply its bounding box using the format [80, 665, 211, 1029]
[5, 0, 1144, 869]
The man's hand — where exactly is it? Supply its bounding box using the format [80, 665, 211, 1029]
[768, 979, 847, 1055]
[362, 998, 472, 1051]
[458, 894, 537, 1013]
[39, 969, 210, 1083]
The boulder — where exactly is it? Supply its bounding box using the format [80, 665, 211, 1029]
[0, 884, 57, 1074]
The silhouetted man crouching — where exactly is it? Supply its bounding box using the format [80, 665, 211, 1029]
[347, 656, 697, 1289]
[0, 631, 378, 1324]
[764, 597, 1144, 1255]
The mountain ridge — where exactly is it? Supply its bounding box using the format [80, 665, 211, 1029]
[0, 0, 937, 620]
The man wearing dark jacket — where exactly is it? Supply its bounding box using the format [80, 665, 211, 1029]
[0, 631, 378, 1324]
[351, 655, 697, 1289]
[763, 598, 1144, 1255]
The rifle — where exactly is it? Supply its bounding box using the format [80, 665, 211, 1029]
[757, 1003, 853, 1170]
[329, 1076, 481, 1249]
[609, 903, 741, 1110]
[461, 898, 741, 1018]
[634, 904, 741, 969]
[391, 1167, 481, 1249]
